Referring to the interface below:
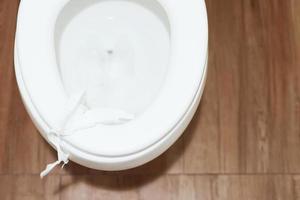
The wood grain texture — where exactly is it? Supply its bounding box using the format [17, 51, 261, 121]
[0, 0, 300, 199]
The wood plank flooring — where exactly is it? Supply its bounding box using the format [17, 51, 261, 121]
[1, 0, 300, 199]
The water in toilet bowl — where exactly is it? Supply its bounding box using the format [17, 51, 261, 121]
[55, 0, 171, 116]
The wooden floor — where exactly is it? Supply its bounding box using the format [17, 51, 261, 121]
[1, 0, 300, 199]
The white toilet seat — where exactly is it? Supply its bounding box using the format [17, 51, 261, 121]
[15, 0, 208, 170]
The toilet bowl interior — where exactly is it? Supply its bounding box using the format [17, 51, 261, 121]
[55, 0, 171, 116]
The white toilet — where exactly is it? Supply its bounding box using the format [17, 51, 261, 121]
[14, 0, 208, 177]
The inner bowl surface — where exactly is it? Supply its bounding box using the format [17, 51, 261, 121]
[55, 0, 171, 115]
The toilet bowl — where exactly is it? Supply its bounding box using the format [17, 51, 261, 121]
[14, 0, 208, 176]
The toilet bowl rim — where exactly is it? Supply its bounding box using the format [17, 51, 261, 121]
[15, 0, 209, 157]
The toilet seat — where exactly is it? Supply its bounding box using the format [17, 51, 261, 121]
[15, 0, 208, 170]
